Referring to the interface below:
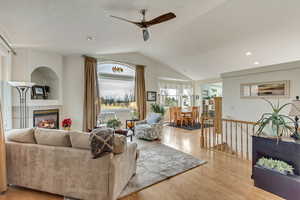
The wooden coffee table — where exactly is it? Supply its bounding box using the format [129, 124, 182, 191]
[114, 129, 133, 142]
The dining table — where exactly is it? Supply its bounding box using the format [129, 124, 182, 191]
[181, 111, 192, 117]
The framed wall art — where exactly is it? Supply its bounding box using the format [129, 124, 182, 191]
[147, 91, 157, 101]
[240, 80, 290, 98]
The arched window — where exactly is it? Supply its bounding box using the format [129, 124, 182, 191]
[97, 62, 135, 112]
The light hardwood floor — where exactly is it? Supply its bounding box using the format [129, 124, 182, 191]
[0, 126, 283, 200]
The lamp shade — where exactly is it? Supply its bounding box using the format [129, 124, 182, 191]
[8, 81, 35, 88]
[289, 100, 300, 116]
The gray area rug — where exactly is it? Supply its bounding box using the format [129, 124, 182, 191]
[119, 139, 207, 198]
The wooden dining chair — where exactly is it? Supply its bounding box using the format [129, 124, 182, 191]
[174, 107, 184, 126]
[190, 106, 200, 127]
[169, 107, 175, 125]
[178, 107, 193, 127]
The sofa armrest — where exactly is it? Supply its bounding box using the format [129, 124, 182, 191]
[150, 122, 163, 127]
[109, 142, 138, 200]
[135, 120, 147, 125]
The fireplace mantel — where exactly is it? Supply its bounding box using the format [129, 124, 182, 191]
[28, 100, 62, 107]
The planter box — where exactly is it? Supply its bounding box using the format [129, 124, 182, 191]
[252, 136, 300, 200]
[254, 165, 300, 200]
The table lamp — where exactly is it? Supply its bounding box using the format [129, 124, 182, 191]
[289, 96, 300, 140]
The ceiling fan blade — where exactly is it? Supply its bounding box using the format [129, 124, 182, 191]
[142, 29, 150, 41]
[145, 12, 176, 27]
[110, 15, 143, 28]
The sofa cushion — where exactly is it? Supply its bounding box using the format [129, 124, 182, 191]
[70, 131, 90, 149]
[34, 128, 72, 147]
[70, 131, 127, 154]
[5, 128, 36, 144]
[146, 113, 162, 124]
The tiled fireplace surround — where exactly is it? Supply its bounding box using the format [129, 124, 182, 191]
[12, 104, 63, 129]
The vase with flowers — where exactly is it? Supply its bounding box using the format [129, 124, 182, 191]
[62, 118, 72, 131]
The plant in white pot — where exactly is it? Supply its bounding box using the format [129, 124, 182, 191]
[256, 99, 295, 141]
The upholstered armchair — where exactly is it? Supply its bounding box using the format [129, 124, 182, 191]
[135, 113, 164, 141]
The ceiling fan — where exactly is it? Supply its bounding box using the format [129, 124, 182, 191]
[110, 9, 176, 41]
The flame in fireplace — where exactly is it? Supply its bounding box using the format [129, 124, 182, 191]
[37, 120, 56, 129]
[33, 109, 59, 129]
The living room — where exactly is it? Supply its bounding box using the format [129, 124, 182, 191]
[1, 1, 300, 200]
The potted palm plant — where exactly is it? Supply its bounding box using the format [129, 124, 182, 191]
[256, 98, 295, 141]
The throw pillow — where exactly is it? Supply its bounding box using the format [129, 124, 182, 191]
[35, 128, 72, 147]
[70, 131, 90, 149]
[113, 134, 127, 154]
[90, 128, 114, 159]
[5, 128, 36, 144]
[146, 112, 162, 124]
[70, 131, 127, 154]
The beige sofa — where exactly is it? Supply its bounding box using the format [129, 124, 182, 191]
[5, 128, 138, 200]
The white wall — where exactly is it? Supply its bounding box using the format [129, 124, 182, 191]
[62, 55, 84, 131]
[11, 48, 64, 105]
[0, 43, 12, 130]
[222, 60, 300, 122]
[62, 52, 191, 130]
[11, 48, 64, 128]
[97, 52, 191, 91]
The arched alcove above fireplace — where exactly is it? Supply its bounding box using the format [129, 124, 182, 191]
[31, 66, 59, 100]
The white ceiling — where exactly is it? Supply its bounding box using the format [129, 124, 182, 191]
[1, 0, 300, 80]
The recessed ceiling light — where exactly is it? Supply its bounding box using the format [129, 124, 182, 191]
[245, 51, 252, 56]
[254, 61, 260, 65]
[86, 36, 95, 41]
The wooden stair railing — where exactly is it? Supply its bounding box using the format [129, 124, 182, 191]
[201, 117, 258, 160]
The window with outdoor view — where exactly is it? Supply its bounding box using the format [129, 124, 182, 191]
[97, 63, 135, 111]
[158, 81, 194, 108]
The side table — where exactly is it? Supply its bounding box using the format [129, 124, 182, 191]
[115, 129, 133, 142]
[126, 119, 138, 136]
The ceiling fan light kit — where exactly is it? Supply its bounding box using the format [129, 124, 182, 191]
[142, 28, 150, 41]
[110, 9, 176, 41]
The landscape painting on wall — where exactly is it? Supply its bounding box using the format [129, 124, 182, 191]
[241, 80, 290, 98]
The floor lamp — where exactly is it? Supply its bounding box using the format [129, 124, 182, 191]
[8, 81, 35, 128]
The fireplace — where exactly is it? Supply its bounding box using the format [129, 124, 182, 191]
[33, 109, 59, 129]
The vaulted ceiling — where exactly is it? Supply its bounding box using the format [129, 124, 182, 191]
[1, 0, 300, 80]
